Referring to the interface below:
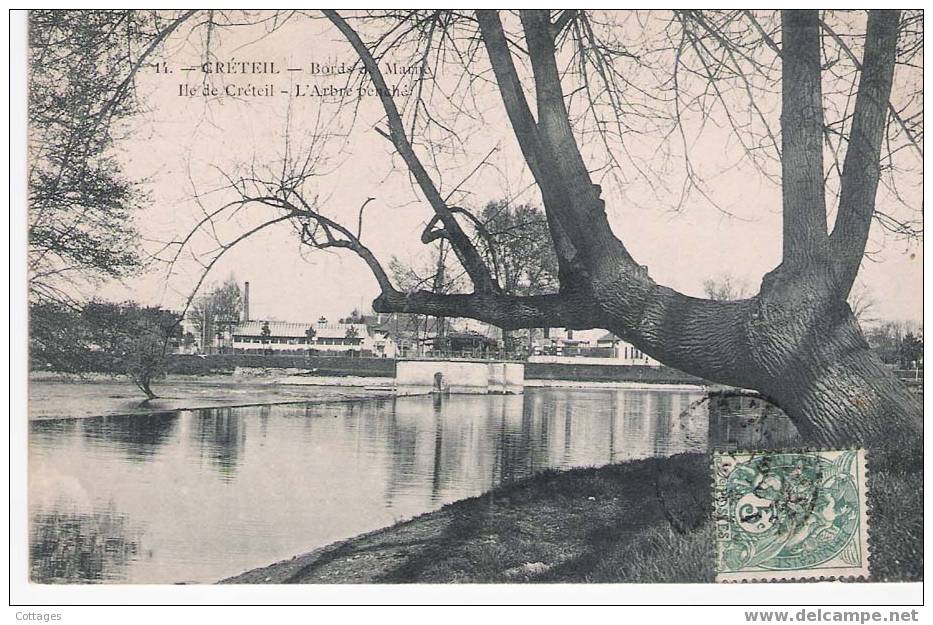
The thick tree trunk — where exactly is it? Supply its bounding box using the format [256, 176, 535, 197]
[761, 316, 921, 452]
[589, 259, 921, 580]
[591, 260, 922, 453]
[136, 377, 157, 401]
[764, 321, 922, 582]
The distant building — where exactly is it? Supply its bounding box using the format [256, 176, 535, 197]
[423, 330, 500, 357]
[229, 319, 396, 357]
[530, 328, 660, 367]
[371, 313, 443, 357]
[595, 332, 660, 366]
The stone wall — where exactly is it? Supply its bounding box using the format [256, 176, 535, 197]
[163, 354, 700, 386]
[396, 360, 525, 395]
[524, 362, 701, 385]
[166, 354, 396, 377]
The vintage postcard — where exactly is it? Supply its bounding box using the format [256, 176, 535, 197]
[14, 7, 923, 607]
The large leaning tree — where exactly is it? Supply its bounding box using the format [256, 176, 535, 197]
[181, 9, 921, 454]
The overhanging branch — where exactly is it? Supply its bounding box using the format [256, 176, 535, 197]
[374, 289, 603, 330]
[241, 189, 599, 331]
[478, 10, 641, 282]
[323, 9, 499, 294]
[475, 10, 585, 279]
[821, 19, 920, 160]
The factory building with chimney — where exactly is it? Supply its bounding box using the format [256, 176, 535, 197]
[179, 280, 396, 357]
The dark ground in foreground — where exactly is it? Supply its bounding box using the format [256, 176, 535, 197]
[222, 452, 922, 584]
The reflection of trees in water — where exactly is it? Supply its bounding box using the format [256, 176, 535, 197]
[430, 402, 443, 501]
[498, 390, 705, 473]
[607, 391, 619, 461]
[679, 393, 694, 417]
[561, 400, 574, 464]
[381, 390, 712, 506]
[79, 413, 179, 462]
[30, 506, 141, 583]
[707, 393, 799, 450]
[257, 404, 271, 441]
[30, 418, 79, 451]
[385, 395, 534, 505]
[652, 392, 673, 455]
[193, 407, 245, 481]
[383, 400, 420, 507]
[612, 391, 708, 461]
[617, 391, 649, 461]
[490, 395, 541, 484]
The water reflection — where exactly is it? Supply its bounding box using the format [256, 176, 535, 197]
[193, 408, 246, 481]
[29, 387, 752, 584]
[30, 507, 142, 583]
[707, 392, 799, 451]
[82, 413, 179, 462]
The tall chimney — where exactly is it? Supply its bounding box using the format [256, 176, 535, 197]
[243, 281, 250, 322]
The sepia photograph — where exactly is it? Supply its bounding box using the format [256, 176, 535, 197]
[10, 6, 924, 610]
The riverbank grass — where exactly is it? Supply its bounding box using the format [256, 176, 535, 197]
[224, 453, 716, 583]
[224, 449, 920, 584]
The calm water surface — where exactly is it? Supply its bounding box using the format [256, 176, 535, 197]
[30, 387, 783, 584]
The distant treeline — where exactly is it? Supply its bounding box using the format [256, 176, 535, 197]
[864, 322, 923, 369]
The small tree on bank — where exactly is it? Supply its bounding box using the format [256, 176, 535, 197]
[30, 301, 180, 399]
[83, 302, 179, 399]
[122, 323, 170, 400]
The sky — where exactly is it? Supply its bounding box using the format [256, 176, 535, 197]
[85, 11, 922, 326]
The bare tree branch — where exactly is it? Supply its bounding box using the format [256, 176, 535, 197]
[830, 9, 901, 293]
[323, 9, 499, 294]
[820, 18, 921, 159]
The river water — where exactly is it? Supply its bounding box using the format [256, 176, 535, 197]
[28, 387, 794, 584]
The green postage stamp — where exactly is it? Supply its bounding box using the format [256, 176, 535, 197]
[713, 449, 869, 582]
